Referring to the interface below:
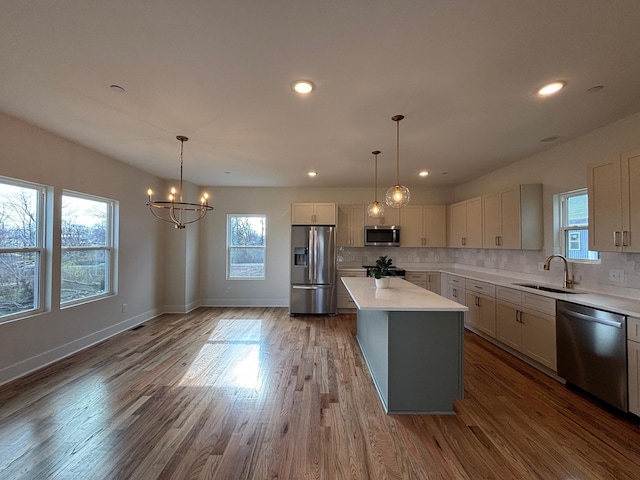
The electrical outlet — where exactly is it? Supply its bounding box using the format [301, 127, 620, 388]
[610, 269, 625, 283]
[225, 286, 231, 294]
[408, 255, 413, 261]
[538, 262, 545, 272]
[122, 304, 127, 313]
[435, 255, 440, 262]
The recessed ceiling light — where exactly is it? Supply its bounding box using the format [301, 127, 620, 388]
[110, 84, 125, 93]
[308, 171, 318, 177]
[537, 81, 566, 96]
[292, 80, 315, 94]
[418, 170, 429, 177]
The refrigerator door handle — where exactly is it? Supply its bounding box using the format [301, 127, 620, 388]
[308, 227, 315, 283]
[313, 227, 318, 283]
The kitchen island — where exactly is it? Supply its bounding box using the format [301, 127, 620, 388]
[342, 276, 468, 414]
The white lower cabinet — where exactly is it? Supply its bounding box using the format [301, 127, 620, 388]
[405, 271, 441, 294]
[426, 272, 441, 294]
[405, 271, 427, 289]
[496, 287, 557, 371]
[445, 275, 466, 306]
[628, 316, 640, 416]
[465, 280, 496, 337]
[337, 269, 366, 311]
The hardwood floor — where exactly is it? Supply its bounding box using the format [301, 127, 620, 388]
[0, 307, 639, 479]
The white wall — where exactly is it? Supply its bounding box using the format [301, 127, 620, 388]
[0, 112, 165, 384]
[452, 111, 640, 297]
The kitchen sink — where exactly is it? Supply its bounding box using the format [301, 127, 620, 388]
[512, 283, 583, 294]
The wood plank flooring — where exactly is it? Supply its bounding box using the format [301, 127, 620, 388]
[0, 307, 639, 479]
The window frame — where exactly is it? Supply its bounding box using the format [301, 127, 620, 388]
[0, 176, 47, 323]
[60, 190, 117, 307]
[226, 214, 266, 280]
[558, 188, 600, 263]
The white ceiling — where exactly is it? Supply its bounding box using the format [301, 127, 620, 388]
[2, 0, 640, 189]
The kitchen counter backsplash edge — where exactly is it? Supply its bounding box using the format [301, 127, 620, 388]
[339, 263, 640, 318]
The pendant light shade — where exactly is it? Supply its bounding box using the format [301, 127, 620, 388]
[367, 150, 385, 219]
[386, 114, 410, 209]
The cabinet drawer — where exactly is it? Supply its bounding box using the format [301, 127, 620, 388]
[628, 316, 640, 343]
[405, 272, 427, 282]
[522, 292, 556, 316]
[447, 275, 465, 287]
[405, 272, 428, 288]
[466, 279, 496, 296]
[496, 286, 522, 304]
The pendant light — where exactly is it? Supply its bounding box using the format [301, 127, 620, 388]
[385, 114, 410, 209]
[146, 135, 213, 229]
[367, 150, 385, 219]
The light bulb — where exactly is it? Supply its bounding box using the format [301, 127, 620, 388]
[368, 201, 385, 219]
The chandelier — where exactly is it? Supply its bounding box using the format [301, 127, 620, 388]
[146, 135, 213, 229]
[367, 150, 385, 219]
[386, 114, 410, 208]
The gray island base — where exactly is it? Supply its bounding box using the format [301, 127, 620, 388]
[342, 277, 468, 414]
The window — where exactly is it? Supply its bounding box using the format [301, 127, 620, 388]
[61, 191, 116, 305]
[0, 177, 46, 320]
[559, 189, 599, 261]
[227, 215, 266, 279]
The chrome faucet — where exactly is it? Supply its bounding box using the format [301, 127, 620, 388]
[544, 254, 574, 289]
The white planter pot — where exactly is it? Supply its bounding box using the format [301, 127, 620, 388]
[375, 277, 390, 289]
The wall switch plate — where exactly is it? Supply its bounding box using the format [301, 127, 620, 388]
[538, 262, 545, 272]
[122, 304, 127, 313]
[610, 269, 625, 283]
[225, 286, 231, 294]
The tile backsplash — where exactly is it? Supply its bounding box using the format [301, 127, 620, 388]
[338, 247, 640, 300]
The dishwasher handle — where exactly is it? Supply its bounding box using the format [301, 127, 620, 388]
[559, 309, 624, 329]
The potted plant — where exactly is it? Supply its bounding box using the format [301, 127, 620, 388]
[372, 255, 395, 288]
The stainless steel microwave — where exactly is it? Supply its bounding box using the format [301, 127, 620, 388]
[364, 225, 401, 246]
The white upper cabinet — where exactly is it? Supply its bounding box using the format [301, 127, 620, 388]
[448, 197, 482, 248]
[482, 184, 542, 250]
[291, 203, 336, 225]
[337, 205, 365, 247]
[400, 205, 447, 247]
[588, 149, 640, 252]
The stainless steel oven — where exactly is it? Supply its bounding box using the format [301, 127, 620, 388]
[363, 266, 406, 279]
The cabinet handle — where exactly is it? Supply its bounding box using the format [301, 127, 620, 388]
[462, 237, 467, 246]
[495, 236, 500, 246]
[614, 231, 621, 247]
[475, 296, 480, 307]
[623, 230, 630, 247]
[452, 288, 457, 298]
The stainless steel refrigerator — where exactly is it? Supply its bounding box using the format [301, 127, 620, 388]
[289, 225, 337, 315]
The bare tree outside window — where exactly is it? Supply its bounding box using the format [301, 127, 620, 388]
[0, 180, 44, 319]
[61, 192, 115, 305]
[227, 215, 266, 279]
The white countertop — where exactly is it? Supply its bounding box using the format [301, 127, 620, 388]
[339, 263, 640, 317]
[341, 277, 468, 312]
[439, 266, 640, 317]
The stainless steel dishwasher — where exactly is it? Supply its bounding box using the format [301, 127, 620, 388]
[556, 300, 628, 412]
